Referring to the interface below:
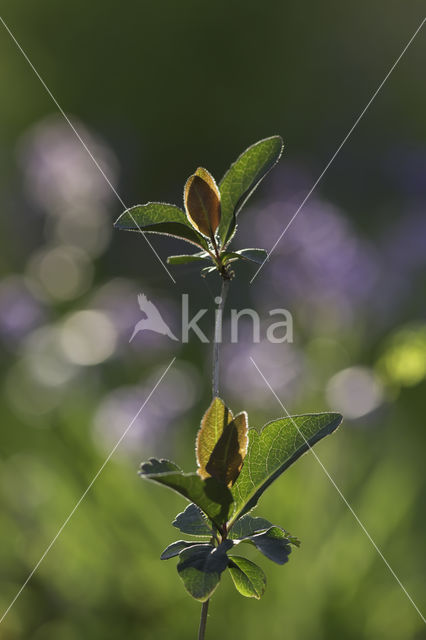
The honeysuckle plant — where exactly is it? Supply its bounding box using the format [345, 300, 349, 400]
[114, 136, 286, 280]
[114, 136, 343, 639]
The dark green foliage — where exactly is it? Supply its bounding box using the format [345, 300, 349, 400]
[172, 504, 213, 537]
[176, 541, 233, 601]
[242, 527, 293, 565]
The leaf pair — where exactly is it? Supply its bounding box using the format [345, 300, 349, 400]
[161, 539, 265, 601]
[139, 406, 342, 530]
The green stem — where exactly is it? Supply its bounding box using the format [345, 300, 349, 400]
[212, 277, 230, 397]
[198, 599, 210, 640]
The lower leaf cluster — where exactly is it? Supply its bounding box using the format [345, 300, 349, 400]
[138, 406, 341, 602]
[161, 507, 300, 601]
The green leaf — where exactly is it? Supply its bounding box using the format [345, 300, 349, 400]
[114, 202, 209, 250]
[167, 251, 212, 265]
[172, 504, 213, 537]
[196, 397, 248, 487]
[229, 514, 273, 539]
[228, 556, 266, 599]
[245, 527, 292, 565]
[228, 413, 343, 525]
[222, 248, 268, 265]
[177, 541, 233, 601]
[161, 540, 208, 560]
[139, 458, 233, 528]
[218, 136, 284, 246]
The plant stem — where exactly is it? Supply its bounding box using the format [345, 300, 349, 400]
[212, 277, 230, 397]
[199, 277, 230, 639]
[198, 599, 210, 640]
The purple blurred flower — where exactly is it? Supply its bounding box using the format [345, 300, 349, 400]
[17, 114, 118, 212]
[0, 276, 46, 344]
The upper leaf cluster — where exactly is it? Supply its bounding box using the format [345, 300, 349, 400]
[114, 136, 284, 278]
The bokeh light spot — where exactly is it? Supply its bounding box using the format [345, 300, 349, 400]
[326, 366, 384, 420]
[60, 310, 117, 365]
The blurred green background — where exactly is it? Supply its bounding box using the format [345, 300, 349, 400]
[1, 2, 425, 638]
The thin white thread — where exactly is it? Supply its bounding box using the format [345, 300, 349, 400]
[250, 16, 426, 283]
[0, 357, 176, 625]
[0, 16, 176, 283]
[250, 356, 426, 624]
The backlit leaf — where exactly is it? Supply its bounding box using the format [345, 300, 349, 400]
[177, 540, 233, 601]
[228, 556, 266, 599]
[184, 168, 221, 239]
[205, 412, 249, 486]
[218, 136, 284, 245]
[172, 504, 213, 537]
[114, 202, 208, 250]
[196, 398, 248, 486]
[228, 413, 343, 525]
[196, 397, 234, 478]
[222, 248, 268, 265]
[167, 251, 212, 265]
[139, 458, 233, 528]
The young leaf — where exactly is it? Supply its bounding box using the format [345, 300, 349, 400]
[167, 251, 212, 265]
[228, 556, 266, 599]
[184, 168, 221, 239]
[139, 458, 233, 527]
[161, 540, 209, 560]
[218, 136, 284, 245]
[196, 397, 248, 486]
[177, 541, 233, 601]
[228, 413, 343, 525]
[196, 397, 234, 477]
[114, 202, 209, 250]
[244, 527, 292, 565]
[222, 248, 268, 265]
[205, 412, 249, 486]
[172, 504, 213, 537]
